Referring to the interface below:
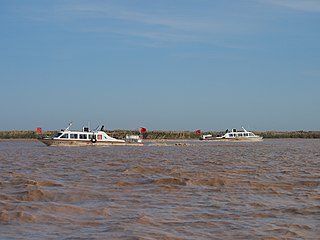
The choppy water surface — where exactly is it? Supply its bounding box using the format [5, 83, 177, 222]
[1, 139, 319, 239]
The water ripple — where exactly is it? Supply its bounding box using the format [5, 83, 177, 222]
[0, 139, 319, 239]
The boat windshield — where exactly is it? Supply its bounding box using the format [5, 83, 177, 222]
[54, 132, 64, 138]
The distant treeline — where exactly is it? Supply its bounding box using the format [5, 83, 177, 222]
[1, 130, 320, 139]
[256, 131, 320, 139]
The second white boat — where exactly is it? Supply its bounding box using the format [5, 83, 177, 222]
[201, 127, 263, 142]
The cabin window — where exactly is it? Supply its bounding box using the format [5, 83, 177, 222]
[79, 134, 87, 139]
[60, 134, 69, 139]
[249, 133, 254, 136]
[97, 135, 102, 140]
[229, 134, 234, 137]
[88, 134, 93, 139]
[238, 133, 243, 137]
[70, 134, 78, 139]
[244, 133, 248, 137]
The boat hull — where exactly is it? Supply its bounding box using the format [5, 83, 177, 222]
[39, 139, 143, 146]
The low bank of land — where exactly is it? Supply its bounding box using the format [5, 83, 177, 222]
[0, 130, 320, 139]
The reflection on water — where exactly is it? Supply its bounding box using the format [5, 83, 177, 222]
[1, 139, 319, 239]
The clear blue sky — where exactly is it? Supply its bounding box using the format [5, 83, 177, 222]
[1, 0, 319, 131]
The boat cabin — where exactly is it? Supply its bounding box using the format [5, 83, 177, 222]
[221, 128, 259, 139]
[55, 131, 100, 140]
[224, 131, 256, 138]
[53, 125, 125, 143]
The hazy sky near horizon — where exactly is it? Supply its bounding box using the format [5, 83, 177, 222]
[1, 0, 319, 131]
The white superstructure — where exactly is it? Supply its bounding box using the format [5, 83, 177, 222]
[39, 123, 142, 146]
[201, 127, 263, 141]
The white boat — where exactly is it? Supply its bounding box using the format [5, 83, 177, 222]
[201, 127, 263, 142]
[39, 123, 143, 146]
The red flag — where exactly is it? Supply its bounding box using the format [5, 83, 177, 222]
[36, 127, 42, 133]
[139, 127, 147, 133]
[195, 129, 201, 134]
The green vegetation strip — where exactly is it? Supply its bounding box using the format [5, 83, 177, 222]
[1, 130, 320, 139]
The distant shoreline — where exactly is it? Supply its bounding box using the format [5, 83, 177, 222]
[1, 130, 320, 139]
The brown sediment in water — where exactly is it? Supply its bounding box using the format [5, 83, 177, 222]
[0, 139, 319, 239]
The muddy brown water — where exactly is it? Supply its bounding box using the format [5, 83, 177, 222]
[0, 139, 319, 239]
